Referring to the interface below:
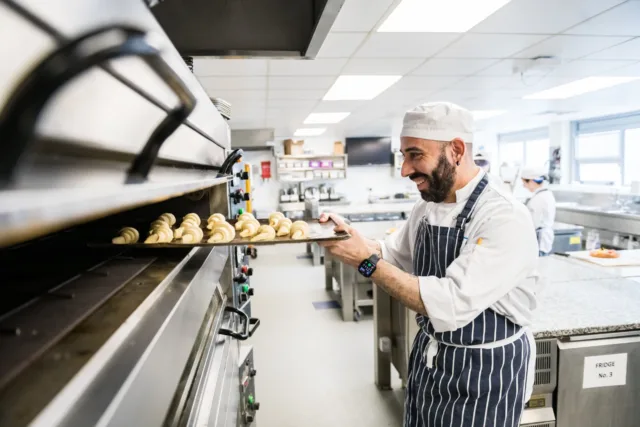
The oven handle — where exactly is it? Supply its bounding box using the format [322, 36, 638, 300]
[218, 306, 260, 341]
[0, 25, 196, 188]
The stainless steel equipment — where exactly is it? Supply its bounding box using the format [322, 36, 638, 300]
[556, 332, 640, 427]
[552, 222, 583, 253]
[0, 3, 260, 426]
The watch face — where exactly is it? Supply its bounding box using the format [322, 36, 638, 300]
[358, 259, 376, 277]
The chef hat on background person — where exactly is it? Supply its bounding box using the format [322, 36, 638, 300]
[521, 166, 548, 183]
[401, 102, 474, 143]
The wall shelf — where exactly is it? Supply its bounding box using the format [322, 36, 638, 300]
[276, 154, 348, 181]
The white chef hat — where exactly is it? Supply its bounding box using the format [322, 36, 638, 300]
[521, 167, 547, 181]
[401, 102, 474, 143]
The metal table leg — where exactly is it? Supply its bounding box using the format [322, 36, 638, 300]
[325, 254, 334, 292]
[339, 263, 354, 321]
[374, 283, 392, 389]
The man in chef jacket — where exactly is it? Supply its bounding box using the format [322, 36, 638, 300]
[521, 167, 556, 256]
[321, 102, 539, 427]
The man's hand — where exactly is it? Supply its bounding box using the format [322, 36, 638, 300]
[319, 212, 380, 267]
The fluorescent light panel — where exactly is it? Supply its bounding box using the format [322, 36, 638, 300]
[294, 128, 326, 137]
[323, 75, 402, 101]
[524, 76, 640, 100]
[378, 0, 512, 33]
[304, 112, 351, 124]
[472, 110, 506, 120]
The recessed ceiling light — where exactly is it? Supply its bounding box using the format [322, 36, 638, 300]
[378, 0, 512, 33]
[304, 112, 351, 124]
[472, 110, 507, 120]
[523, 76, 640, 100]
[323, 75, 402, 101]
[294, 128, 326, 137]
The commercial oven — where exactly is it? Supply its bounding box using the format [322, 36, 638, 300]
[0, 2, 260, 426]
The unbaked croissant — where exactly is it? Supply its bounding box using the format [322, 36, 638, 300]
[239, 219, 261, 238]
[158, 213, 176, 226]
[206, 213, 226, 229]
[150, 219, 169, 231]
[276, 218, 292, 237]
[179, 225, 204, 244]
[251, 225, 276, 242]
[208, 221, 236, 243]
[235, 213, 256, 231]
[183, 213, 201, 226]
[174, 217, 200, 239]
[145, 223, 173, 244]
[269, 212, 285, 228]
[290, 220, 309, 240]
[112, 227, 140, 244]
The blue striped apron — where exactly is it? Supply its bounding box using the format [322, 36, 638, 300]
[404, 175, 533, 427]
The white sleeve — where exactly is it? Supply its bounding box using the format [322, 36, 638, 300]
[378, 208, 416, 273]
[418, 204, 539, 332]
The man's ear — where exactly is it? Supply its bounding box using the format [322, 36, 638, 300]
[450, 138, 467, 163]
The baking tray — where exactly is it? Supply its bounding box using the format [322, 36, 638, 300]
[90, 218, 349, 248]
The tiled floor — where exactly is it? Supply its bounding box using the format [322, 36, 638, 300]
[248, 244, 404, 427]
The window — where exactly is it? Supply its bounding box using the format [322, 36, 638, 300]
[573, 112, 640, 185]
[624, 128, 640, 184]
[498, 128, 550, 168]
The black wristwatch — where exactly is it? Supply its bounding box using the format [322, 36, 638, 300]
[358, 254, 380, 278]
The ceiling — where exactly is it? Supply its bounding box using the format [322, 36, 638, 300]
[193, 0, 640, 139]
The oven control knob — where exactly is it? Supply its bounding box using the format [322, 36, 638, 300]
[245, 414, 254, 423]
[234, 273, 248, 284]
[249, 368, 257, 377]
[243, 193, 251, 201]
[240, 293, 249, 303]
[241, 266, 253, 276]
[247, 288, 255, 296]
[237, 171, 249, 180]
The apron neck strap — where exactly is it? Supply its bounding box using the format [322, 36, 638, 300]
[455, 174, 489, 230]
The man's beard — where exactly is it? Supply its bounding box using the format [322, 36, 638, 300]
[411, 151, 456, 203]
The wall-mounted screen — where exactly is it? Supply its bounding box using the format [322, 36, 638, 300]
[345, 137, 392, 166]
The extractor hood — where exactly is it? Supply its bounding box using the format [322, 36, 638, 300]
[231, 129, 275, 151]
[150, 0, 345, 58]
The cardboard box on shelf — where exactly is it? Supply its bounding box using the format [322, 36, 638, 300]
[284, 139, 304, 155]
[333, 141, 344, 155]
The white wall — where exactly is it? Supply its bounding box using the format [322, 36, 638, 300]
[244, 135, 410, 214]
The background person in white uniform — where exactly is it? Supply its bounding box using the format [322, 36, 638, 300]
[521, 167, 556, 256]
[321, 103, 539, 427]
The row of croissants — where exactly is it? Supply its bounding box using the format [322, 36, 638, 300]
[111, 212, 309, 245]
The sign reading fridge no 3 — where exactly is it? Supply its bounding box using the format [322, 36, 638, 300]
[583, 353, 628, 389]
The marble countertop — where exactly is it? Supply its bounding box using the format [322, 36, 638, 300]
[532, 277, 640, 338]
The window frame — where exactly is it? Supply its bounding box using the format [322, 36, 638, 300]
[497, 128, 550, 168]
[571, 111, 640, 186]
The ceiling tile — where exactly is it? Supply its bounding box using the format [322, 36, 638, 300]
[313, 100, 368, 112]
[565, 2, 640, 36]
[193, 58, 268, 76]
[269, 58, 348, 75]
[317, 32, 368, 58]
[514, 35, 632, 60]
[470, 0, 627, 34]
[268, 76, 337, 90]
[230, 120, 267, 130]
[342, 58, 424, 75]
[330, 0, 395, 32]
[411, 59, 499, 76]
[204, 90, 266, 102]
[198, 76, 267, 91]
[476, 60, 518, 76]
[436, 34, 548, 58]
[452, 76, 522, 91]
[355, 33, 461, 58]
[267, 99, 319, 108]
[268, 90, 326, 100]
[604, 61, 640, 77]
[550, 59, 637, 76]
[393, 76, 461, 91]
[587, 38, 640, 60]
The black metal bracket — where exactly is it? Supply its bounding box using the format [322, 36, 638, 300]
[0, 25, 196, 188]
[218, 306, 260, 341]
[217, 149, 244, 178]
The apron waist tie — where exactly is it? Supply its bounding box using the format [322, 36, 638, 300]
[423, 326, 528, 369]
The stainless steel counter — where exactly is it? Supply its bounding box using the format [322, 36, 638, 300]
[556, 203, 640, 237]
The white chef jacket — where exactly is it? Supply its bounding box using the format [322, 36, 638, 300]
[380, 170, 539, 333]
[525, 187, 556, 254]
